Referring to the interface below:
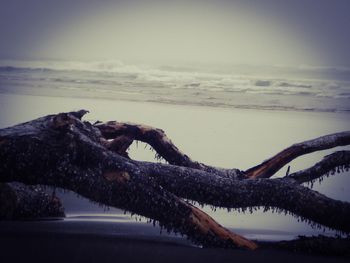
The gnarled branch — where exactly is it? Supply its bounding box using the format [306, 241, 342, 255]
[286, 151, 350, 184]
[141, 162, 350, 233]
[244, 132, 350, 179]
[96, 121, 242, 178]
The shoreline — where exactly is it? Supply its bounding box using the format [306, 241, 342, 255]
[1, 90, 349, 115]
[1, 219, 349, 262]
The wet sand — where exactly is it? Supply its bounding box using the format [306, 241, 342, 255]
[2, 232, 345, 263]
[0, 219, 349, 263]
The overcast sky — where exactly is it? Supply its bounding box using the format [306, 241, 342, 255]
[1, 0, 349, 67]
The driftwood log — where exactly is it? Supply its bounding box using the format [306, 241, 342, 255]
[0, 110, 349, 250]
[0, 182, 64, 219]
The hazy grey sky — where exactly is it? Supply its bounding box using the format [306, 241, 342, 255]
[1, 0, 350, 67]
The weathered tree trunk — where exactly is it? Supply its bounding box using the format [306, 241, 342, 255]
[0, 182, 64, 219]
[0, 110, 349, 250]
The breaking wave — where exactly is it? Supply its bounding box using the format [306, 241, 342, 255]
[0, 60, 349, 112]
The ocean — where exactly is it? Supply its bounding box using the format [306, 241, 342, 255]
[0, 60, 349, 113]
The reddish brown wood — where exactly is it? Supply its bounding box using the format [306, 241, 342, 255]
[245, 132, 350, 179]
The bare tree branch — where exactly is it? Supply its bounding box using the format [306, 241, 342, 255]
[286, 151, 350, 184]
[96, 121, 241, 178]
[244, 132, 350, 179]
[141, 162, 350, 233]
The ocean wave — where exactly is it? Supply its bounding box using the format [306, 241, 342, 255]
[297, 64, 350, 73]
[278, 82, 312, 89]
[0, 59, 349, 112]
[1, 64, 347, 100]
[2, 59, 350, 78]
[254, 80, 271, 87]
[0, 60, 151, 76]
[0, 65, 54, 73]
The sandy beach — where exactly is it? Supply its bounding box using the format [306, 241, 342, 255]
[1, 93, 350, 261]
[2, 231, 347, 263]
[1, 219, 349, 263]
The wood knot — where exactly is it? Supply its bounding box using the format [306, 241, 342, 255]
[103, 171, 130, 183]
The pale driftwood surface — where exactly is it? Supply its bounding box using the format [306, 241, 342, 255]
[0, 110, 349, 250]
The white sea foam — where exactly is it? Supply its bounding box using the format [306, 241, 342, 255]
[0, 59, 349, 112]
